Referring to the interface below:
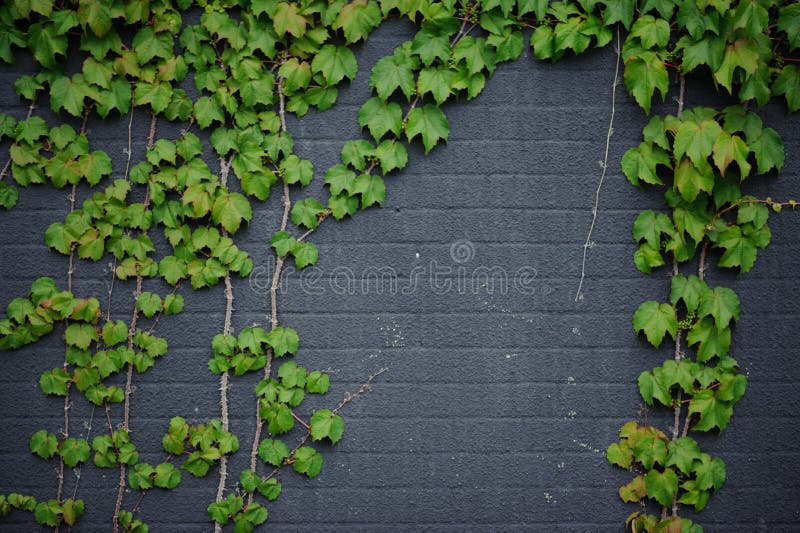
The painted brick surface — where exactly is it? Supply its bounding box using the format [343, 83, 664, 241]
[1, 20, 799, 532]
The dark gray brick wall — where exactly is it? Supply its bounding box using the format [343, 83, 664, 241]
[1, 19, 799, 532]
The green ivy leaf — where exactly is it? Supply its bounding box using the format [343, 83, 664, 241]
[645, 468, 679, 507]
[270, 231, 298, 258]
[633, 433, 668, 470]
[677, 34, 725, 74]
[665, 436, 702, 475]
[405, 104, 449, 154]
[417, 67, 455, 106]
[633, 210, 673, 249]
[674, 159, 715, 202]
[358, 97, 402, 141]
[638, 369, 672, 407]
[291, 198, 325, 229]
[531, 25, 555, 61]
[618, 475, 646, 503]
[687, 317, 731, 362]
[212, 192, 252, 233]
[749, 127, 784, 174]
[40, 368, 71, 396]
[50, 76, 88, 117]
[353, 173, 386, 209]
[134, 82, 172, 114]
[153, 462, 181, 489]
[28, 23, 68, 69]
[30, 430, 59, 459]
[693, 453, 726, 491]
[553, 17, 591, 55]
[241, 170, 277, 200]
[0, 182, 18, 210]
[341, 139, 374, 170]
[688, 389, 734, 431]
[265, 327, 300, 357]
[713, 38, 760, 94]
[132, 27, 173, 63]
[621, 142, 671, 186]
[328, 194, 359, 220]
[624, 52, 668, 114]
[257, 478, 282, 501]
[306, 371, 330, 394]
[129, 463, 155, 490]
[370, 49, 417, 101]
[633, 301, 677, 347]
[239, 469, 259, 492]
[278, 58, 311, 93]
[312, 44, 358, 86]
[78, 0, 113, 37]
[277, 361, 306, 388]
[136, 292, 163, 319]
[273, 2, 307, 37]
[324, 165, 356, 196]
[292, 241, 318, 269]
[15, 116, 48, 145]
[778, 3, 800, 49]
[488, 29, 524, 63]
[716, 224, 766, 273]
[606, 441, 633, 469]
[309, 409, 344, 444]
[102, 320, 128, 347]
[630, 15, 670, 49]
[59, 438, 91, 467]
[411, 29, 451, 66]
[697, 286, 740, 331]
[712, 131, 751, 178]
[280, 155, 314, 186]
[159, 256, 187, 285]
[257, 438, 290, 466]
[291, 446, 322, 478]
[65, 323, 98, 350]
[670, 274, 705, 313]
[453, 36, 496, 76]
[335, 0, 381, 43]
[373, 140, 408, 175]
[633, 242, 665, 273]
[163, 293, 184, 315]
[603, 0, 635, 28]
[34, 500, 61, 527]
[737, 200, 769, 229]
[673, 119, 722, 167]
[194, 96, 225, 129]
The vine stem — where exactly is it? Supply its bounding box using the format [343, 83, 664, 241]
[668, 74, 687, 520]
[55, 110, 89, 527]
[123, 102, 135, 182]
[332, 367, 387, 414]
[71, 405, 95, 502]
[575, 26, 621, 302]
[680, 241, 709, 440]
[248, 78, 292, 505]
[706, 198, 796, 229]
[258, 368, 387, 484]
[214, 155, 234, 533]
[0, 100, 36, 183]
[112, 111, 157, 533]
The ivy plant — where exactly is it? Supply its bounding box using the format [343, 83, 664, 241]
[0, 0, 797, 531]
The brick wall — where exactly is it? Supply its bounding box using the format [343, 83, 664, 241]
[1, 19, 799, 532]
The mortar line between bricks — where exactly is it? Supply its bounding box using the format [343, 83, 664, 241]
[46, 310, 798, 318]
[4, 414, 798, 422]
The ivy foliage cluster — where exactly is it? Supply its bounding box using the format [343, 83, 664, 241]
[0, 0, 796, 531]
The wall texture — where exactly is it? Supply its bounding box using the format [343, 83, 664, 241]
[1, 19, 799, 532]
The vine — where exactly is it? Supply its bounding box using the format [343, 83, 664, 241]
[0, 0, 797, 531]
